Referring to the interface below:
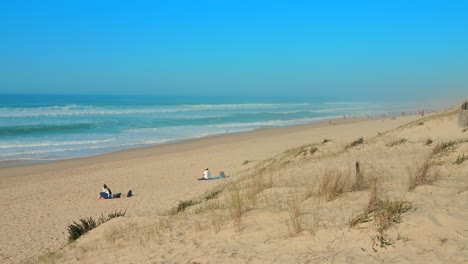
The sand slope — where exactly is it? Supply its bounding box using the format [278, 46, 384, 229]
[2, 111, 468, 264]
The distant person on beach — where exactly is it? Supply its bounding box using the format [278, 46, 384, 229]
[198, 168, 211, 180]
[99, 184, 112, 199]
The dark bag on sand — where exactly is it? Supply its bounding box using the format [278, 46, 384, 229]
[127, 190, 133, 197]
[112, 193, 121, 198]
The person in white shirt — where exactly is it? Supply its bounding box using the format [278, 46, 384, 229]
[198, 168, 211, 180]
[204, 168, 211, 179]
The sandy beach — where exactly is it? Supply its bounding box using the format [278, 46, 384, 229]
[2, 109, 468, 264]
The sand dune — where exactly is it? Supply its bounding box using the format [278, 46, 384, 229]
[2, 108, 468, 264]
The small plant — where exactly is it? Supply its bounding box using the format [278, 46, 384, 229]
[204, 188, 224, 201]
[350, 200, 413, 229]
[294, 146, 318, 157]
[322, 139, 332, 144]
[432, 140, 457, 157]
[425, 138, 433, 146]
[319, 169, 345, 201]
[310, 147, 318, 155]
[67, 210, 126, 241]
[387, 138, 407, 147]
[350, 193, 413, 250]
[171, 200, 200, 214]
[453, 154, 467, 165]
[463, 128, 467, 133]
[408, 158, 432, 191]
[242, 160, 251, 165]
[288, 195, 304, 235]
[346, 137, 364, 150]
[25, 251, 64, 264]
[439, 237, 448, 245]
[227, 182, 243, 227]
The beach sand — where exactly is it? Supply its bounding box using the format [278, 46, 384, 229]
[2, 111, 468, 263]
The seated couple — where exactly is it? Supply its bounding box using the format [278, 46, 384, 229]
[98, 184, 131, 199]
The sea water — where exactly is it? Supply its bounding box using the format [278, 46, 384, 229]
[0, 94, 418, 165]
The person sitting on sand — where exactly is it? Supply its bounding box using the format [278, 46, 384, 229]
[198, 168, 211, 180]
[99, 184, 112, 199]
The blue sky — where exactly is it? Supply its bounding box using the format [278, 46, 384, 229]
[0, 0, 467, 99]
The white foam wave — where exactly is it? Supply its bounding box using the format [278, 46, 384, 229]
[0, 103, 309, 118]
[0, 139, 116, 149]
[0, 142, 141, 158]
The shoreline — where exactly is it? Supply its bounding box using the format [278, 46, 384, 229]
[0, 116, 368, 178]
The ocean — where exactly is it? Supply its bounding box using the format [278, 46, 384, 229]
[0, 94, 421, 166]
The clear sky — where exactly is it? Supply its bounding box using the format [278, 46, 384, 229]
[1, 0, 467, 100]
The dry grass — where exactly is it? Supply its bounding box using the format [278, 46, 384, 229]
[387, 138, 407, 147]
[345, 137, 364, 150]
[407, 140, 463, 191]
[288, 194, 304, 235]
[350, 176, 413, 248]
[319, 169, 346, 201]
[453, 154, 467, 165]
[226, 182, 243, 228]
[170, 200, 200, 215]
[432, 140, 458, 157]
[292, 145, 319, 158]
[24, 251, 64, 264]
[407, 158, 433, 191]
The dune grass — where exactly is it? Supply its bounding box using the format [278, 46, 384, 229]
[350, 176, 413, 248]
[67, 210, 126, 241]
[387, 138, 407, 147]
[454, 154, 467, 165]
[345, 137, 364, 150]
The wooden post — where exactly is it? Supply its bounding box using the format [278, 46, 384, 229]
[459, 101, 468, 127]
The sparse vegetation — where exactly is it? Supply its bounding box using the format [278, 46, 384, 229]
[227, 182, 243, 228]
[242, 160, 252, 165]
[453, 154, 467, 165]
[408, 158, 433, 191]
[171, 200, 200, 215]
[288, 195, 304, 235]
[24, 251, 64, 264]
[439, 237, 448, 245]
[432, 140, 458, 157]
[408, 139, 466, 191]
[418, 122, 424, 126]
[425, 138, 433, 146]
[294, 145, 318, 157]
[319, 169, 346, 201]
[204, 188, 224, 200]
[346, 137, 364, 150]
[322, 139, 331, 144]
[387, 138, 407, 147]
[67, 210, 126, 241]
[350, 176, 413, 249]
